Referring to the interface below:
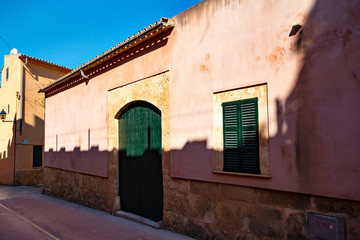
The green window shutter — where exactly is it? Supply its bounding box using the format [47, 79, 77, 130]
[223, 102, 241, 171]
[239, 98, 260, 174]
[222, 98, 260, 174]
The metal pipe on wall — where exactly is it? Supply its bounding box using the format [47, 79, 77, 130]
[20, 57, 27, 135]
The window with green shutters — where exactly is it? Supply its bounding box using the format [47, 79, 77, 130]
[222, 97, 260, 174]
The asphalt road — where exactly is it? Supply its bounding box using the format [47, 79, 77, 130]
[0, 185, 193, 240]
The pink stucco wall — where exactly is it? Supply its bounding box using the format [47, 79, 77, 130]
[44, 0, 360, 201]
[45, 30, 173, 177]
[170, 0, 360, 201]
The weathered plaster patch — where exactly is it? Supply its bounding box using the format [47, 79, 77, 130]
[268, 47, 286, 65]
[200, 53, 211, 72]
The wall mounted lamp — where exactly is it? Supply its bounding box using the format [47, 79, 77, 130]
[0, 109, 14, 122]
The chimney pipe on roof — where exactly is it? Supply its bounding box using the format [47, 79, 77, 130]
[10, 48, 18, 55]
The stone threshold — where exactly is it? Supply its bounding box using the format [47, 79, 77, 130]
[114, 211, 164, 229]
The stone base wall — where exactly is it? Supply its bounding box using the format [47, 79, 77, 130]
[43, 167, 114, 212]
[163, 173, 360, 240]
[42, 167, 360, 240]
[15, 169, 44, 186]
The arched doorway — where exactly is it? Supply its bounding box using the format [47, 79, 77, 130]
[118, 101, 163, 222]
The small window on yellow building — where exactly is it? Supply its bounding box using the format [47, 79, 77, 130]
[33, 145, 43, 168]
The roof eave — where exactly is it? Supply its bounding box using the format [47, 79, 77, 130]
[40, 19, 174, 93]
[18, 54, 72, 71]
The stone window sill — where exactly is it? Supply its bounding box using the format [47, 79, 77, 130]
[213, 170, 271, 179]
[32, 167, 43, 170]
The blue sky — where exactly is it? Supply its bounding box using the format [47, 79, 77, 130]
[0, 0, 202, 74]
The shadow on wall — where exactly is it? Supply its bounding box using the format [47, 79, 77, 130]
[45, 146, 110, 178]
[42, 139, 360, 239]
[119, 148, 163, 222]
[24, 60, 67, 82]
[0, 115, 45, 185]
[43, 146, 114, 212]
[43, 146, 162, 215]
[0, 123, 15, 185]
[273, 0, 360, 188]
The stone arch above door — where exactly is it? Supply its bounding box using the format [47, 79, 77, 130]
[115, 100, 161, 120]
[107, 72, 170, 200]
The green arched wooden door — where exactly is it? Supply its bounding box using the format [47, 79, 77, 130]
[118, 101, 163, 222]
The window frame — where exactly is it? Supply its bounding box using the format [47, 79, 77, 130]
[222, 97, 260, 174]
[213, 84, 270, 177]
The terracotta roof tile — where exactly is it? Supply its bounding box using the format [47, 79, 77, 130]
[18, 54, 72, 70]
[40, 17, 174, 93]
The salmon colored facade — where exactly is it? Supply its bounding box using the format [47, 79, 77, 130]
[0, 53, 71, 185]
[169, 0, 360, 201]
[42, 0, 360, 239]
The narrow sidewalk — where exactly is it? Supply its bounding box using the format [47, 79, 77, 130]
[0, 185, 194, 240]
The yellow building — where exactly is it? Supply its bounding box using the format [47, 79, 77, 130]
[0, 50, 71, 185]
